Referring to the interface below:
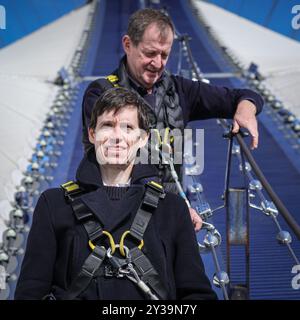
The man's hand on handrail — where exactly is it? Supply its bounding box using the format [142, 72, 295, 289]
[232, 100, 258, 150]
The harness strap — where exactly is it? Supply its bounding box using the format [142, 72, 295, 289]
[64, 245, 106, 300]
[61, 182, 107, 299]
[130, 247, 168, 300]
[71, 199, 104, 242]
[129, 181, 165, 242]
[120, 181, 169, 299]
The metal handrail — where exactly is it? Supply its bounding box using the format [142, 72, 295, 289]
[176, 18, 300, 241]
[233, 125, 300, 240]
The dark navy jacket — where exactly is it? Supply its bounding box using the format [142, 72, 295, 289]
[15, 150, 217, 300]
[82, 57, 264, 150]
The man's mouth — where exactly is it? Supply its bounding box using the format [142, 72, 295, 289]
[106, 146, 126, 151]
[146, 69, 160, 76]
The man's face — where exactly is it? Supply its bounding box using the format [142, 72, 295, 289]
[123, 23, 174, 90]
[89, 106, 148, 166]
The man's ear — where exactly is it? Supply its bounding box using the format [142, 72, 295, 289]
[122, 35, 131, 54]
[88, 127, 95, 145]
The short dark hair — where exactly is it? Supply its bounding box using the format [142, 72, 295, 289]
[127, 8, 174, 46]
[89, 87, 150, 132]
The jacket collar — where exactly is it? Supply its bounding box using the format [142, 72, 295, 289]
[116, 56, 167, 93]
[76, 148, 159, 189]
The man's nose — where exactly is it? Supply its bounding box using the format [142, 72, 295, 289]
[110, 125, 123, 142]
[151, 55, 162, 69]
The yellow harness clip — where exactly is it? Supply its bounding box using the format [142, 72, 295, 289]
[88, 230, 116, 255]
[61, 181, 80, 193]
[149, 181, 163, 190]
[152, 128, 174, 148]
[106, 74, 119, 87]
[119, 230, 144, 257]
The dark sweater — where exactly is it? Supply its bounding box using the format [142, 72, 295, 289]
[103, 186, 129, 201]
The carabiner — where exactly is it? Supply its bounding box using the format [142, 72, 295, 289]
[119, 230, 144, 257]
[88, 230, 116, 254]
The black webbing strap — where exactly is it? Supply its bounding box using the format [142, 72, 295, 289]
[64, 245, 106, 300]
[61, 182, 104, 243]
[61, 182, 106, 299]
[130, 182, 165, 241]
[127, 182, 168, 300]
[130, 247, 168, 300]
[71, 199, 104, 243]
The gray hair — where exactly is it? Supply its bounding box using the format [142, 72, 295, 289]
[127, 8, 174, 46]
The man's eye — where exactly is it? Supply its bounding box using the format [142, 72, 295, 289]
[101, 123, 112, 129]
[122, 125, 133, 132]
[145, 52, 156, 58]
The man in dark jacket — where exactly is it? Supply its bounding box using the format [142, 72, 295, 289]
[15, 87, 217, 300]
[82, 8, 264, 231]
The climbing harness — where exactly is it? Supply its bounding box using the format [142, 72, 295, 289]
[60, 180, 168, 300]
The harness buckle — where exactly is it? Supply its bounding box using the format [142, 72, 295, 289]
[106, 74, 119, 87]
[61, 181, 85, 202]
[146, 181, 165, 198]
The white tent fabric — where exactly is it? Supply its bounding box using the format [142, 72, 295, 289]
[0, 4, 90, 230]
[193, 0, 300, 116]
